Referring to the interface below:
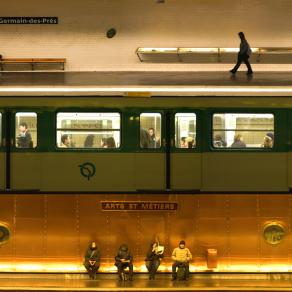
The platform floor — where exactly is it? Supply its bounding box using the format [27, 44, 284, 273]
[1, 71, 292, 96]
[0, 71, 292, 86]
[1, 273, 292, 292]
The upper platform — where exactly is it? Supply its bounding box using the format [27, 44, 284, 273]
[1, 71, 292, 97]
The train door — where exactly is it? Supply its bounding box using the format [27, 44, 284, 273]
[170, 111, 201, 191]
[287, 110, 292, 190]
[0, 111, 5, 190]
[135, 111, 166, 191]
[10, 111, 40, 191]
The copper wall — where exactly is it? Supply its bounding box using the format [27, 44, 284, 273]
[0, 194, 291, 272]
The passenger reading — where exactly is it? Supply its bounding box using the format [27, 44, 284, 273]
[101, 201, 178, 211]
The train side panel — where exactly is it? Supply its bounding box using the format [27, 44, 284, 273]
[202, 152, 288, 192]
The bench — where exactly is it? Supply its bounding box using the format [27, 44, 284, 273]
[136, 47, 292, 64]
[0, 58, 66, 71]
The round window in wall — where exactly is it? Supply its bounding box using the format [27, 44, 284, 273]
[263, 221, 286, 245]
[0, 222, 11, 245]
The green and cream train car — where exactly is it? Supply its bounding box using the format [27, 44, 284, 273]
[0, 96, 290, 193]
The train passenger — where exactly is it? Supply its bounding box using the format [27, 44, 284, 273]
[266, 132, 274, 146]
[115, 244, 133, 281]
[84, 241, 100, 279]
[140, 128, 150, 148]
[16, 122, 32, 148]
[84, 134, 95, 148]
[60, 134, 70, 148]
[180, 137, 188, 148]
[213, 134, 227, 147]
[101, 137, 116, 148]
[145, 242, 164, 280]
[186, 137, 195, 149]
[262, 135, 273, 148]
[231, 134, 246, 148]
[171, 240, 192, 281]
[148, 128, 160, 148]
[106, 137, 116, 148]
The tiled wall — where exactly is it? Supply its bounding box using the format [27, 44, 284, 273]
[1, 0, 292, 71]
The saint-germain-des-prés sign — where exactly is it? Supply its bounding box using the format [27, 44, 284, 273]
[0, 17, 58, 24]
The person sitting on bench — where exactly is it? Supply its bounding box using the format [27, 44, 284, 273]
[84, 241, 100, 279]
[145, 241, 164, 280]
[115, 244, 133, 281]
[171, 240, 192, 281]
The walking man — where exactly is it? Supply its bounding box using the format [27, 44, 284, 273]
[230, 32, 253, 75]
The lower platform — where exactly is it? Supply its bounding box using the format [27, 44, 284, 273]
[1, 273, 292, 292]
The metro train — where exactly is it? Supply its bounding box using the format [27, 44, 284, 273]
[0, 96, 290, 193]
[0, 96, 292, 273]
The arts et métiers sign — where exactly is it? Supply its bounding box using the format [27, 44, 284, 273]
[101, 201, 178, 211]
[0, 17, 58, 24]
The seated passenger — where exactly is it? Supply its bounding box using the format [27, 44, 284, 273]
[266, 132, 274, 146]
[145, 242, 164, 280]
[171, 240, 192, 281]
[106, 137, 116, 148]
[115, 244, 133, 281]
[84, 134, 95, 148]
[140, 128, 150, 148]
[180, 137, 188, 148]
[213, 134, 227, 147]
[84, 241, 100, 280]
[16, 122, 33, 148]
[231, 134, 246, 148]
[60, 134, 71, 148]
[262, 135, 273, 148]
[148, 128, 160, 148]
[186, 137, 195, 149]
[102, 137, 116, 148]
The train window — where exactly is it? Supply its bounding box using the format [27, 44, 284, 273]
[140, 113, 161, 148]
[213, 113, 274, 149]
[56, 112, 120, 149]
[15, 112, 37, 148]
[175, 113, 196, 148]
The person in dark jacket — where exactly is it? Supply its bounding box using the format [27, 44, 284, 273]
[230, 32, 253, 75]
[145, 242, 164, 280]
[148, 128, 160, 148]
[84, 241, 100, 279]
[16, 122, 32, 148]
[231, 134, 246, 148]
[115, 244, 133, 281]
[140, 128, 150, 148]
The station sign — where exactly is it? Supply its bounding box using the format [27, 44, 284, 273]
[0, 17, 58, 24]
[101, 201, 178, 211]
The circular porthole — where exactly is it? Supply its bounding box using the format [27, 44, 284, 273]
[106, 28, 117, 39]
[263, 221, 285, 245]
[0, 222, 11, 245]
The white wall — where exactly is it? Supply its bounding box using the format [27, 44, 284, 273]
[1, 0, 292, 71]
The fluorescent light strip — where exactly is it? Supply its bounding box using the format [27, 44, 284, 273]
[0, 86, 292, 93]
[0, 263, 291, 273]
